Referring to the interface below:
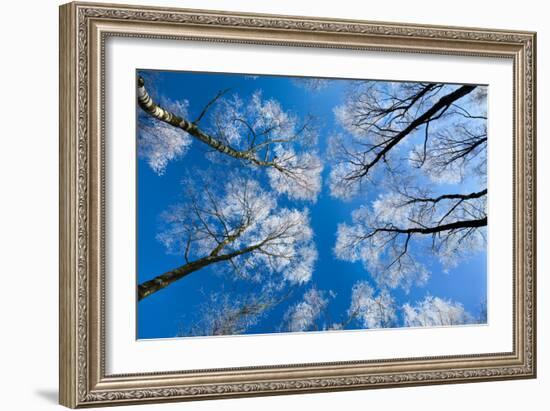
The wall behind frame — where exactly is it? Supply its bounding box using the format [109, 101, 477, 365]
[0, 0, 546, 410]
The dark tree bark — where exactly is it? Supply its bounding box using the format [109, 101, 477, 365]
[138, 241, 265, 300]
[137, 77, 295, 176]
[402, 188, 487, 205]
[352, 85, 477, 179]
[370, 216, 487, 237]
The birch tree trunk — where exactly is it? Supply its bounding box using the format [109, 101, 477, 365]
[137, 77, 283, 170]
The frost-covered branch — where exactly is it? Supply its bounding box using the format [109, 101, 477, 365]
[138, 173, 317, 300]
[331, 81, 487, 290]
[403, 296, 475, 327]
[331, 281, 397, 329]
[178, 285, 293, 336]
[282, 288, 330, 332]
[329, 82, 486, 199]
[335, 183, 487, 291]
[137, 77, 322, 201]
[410, 121, 487, 184]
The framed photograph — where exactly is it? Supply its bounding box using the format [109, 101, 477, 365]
[59, 2, 537, 408]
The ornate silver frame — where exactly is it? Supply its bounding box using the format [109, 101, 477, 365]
[59, 2, 536, 407]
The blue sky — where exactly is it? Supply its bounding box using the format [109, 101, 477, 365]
[136, 70, 487, 339]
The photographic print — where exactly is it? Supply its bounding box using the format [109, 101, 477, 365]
[136, 70, 488, 339]
[60, 5, 536, 405]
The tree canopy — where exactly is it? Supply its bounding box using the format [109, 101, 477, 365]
[136, 72, 488, 338]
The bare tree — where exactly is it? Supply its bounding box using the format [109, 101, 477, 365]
[137, 77, 322, 201]
[178, 284, 294, 336]
[329, 81, 485, 198]
[138, 173, 317, 300]
[332, 81, 487, 290]
[409, 118, 487, 184]
[335, 178, 486, 290]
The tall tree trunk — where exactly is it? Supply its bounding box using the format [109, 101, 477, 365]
[137, 242, 264, 301]
[138, 256, 215, 301]
[137, 77, 282, 170]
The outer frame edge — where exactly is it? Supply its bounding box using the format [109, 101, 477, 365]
[59, 1, 536, 407]
[59, 2, 79, 409]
